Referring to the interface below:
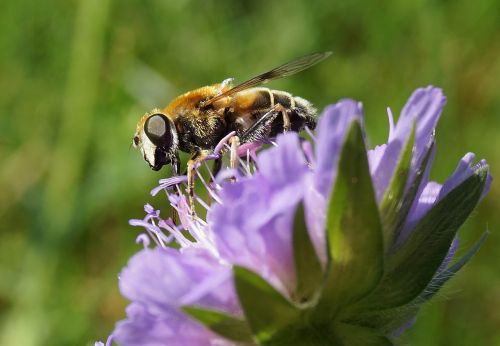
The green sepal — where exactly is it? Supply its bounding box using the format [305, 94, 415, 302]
[341, 233, 488, 334]
[418, 231, 488, 302]
[263, 322, 339, 346]
[333, 323, 394, 346]
[292, 203, 323, 304]
[262, 319, 393, 346]
[339, 303, 418, 335]
[380, 123, 415, 249]
[182, 306, 253, 343]
[356, 165, 488, 310]
[233, 265, 300, 343]
[315, 121, 384, 318]
[388, 139, 435, 252]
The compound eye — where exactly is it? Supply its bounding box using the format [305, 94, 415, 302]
[144, 114, 172, 148]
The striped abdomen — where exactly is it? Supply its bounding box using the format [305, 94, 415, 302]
[226, 87, 317, 137]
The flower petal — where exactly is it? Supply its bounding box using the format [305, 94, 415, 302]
[303, 177, 328, 263]
[113, 303, 231, 346]
[118, 247, 240, 315]
[314, 100, 364, 195]
[371, 86, 446, 201]
[367, 144, 387, 174]
[257, 133, 309, 191]
[401, 153, 490, 241]
[208, 134, 308, 295]
[403, 87, 446, 166]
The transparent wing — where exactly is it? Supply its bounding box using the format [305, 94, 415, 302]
[202, 51, 332, 107]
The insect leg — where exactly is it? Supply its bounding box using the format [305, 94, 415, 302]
[168, 153, 182, 223]
[186, 150, 211, 215]
[275, 103, 291, 132]
[186, 159, 196, 215]
[230, 136, 240, 170]
[171, 153, 181, 175]
[203, 157, 222, 206]
[240, 105, 280, 144]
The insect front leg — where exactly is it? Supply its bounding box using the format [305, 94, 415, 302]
[169, 154, 181, 224]
[171, 153, 181, 175]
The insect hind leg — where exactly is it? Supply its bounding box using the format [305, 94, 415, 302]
[275, 103, 291, 132]
[229, 104, 291, 176]
[239, 104, 281, 144]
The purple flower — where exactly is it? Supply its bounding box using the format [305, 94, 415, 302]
[104, 86, 490, 345]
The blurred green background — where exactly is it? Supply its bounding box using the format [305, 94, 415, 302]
[0, 0, 498, 345]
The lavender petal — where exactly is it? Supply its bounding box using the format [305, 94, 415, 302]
[118, 247, 240, 315]
[402, 153, 489, 238]
[209, 134, 309, 294]
[371, 87, 446, 201]
[314, 99, 364, 195]
[113, 303, 225, 346]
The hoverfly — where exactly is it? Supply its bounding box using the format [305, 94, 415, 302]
[133, 52, 332, 211]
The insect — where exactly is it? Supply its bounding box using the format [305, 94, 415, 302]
[132, 51, 332, 211]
